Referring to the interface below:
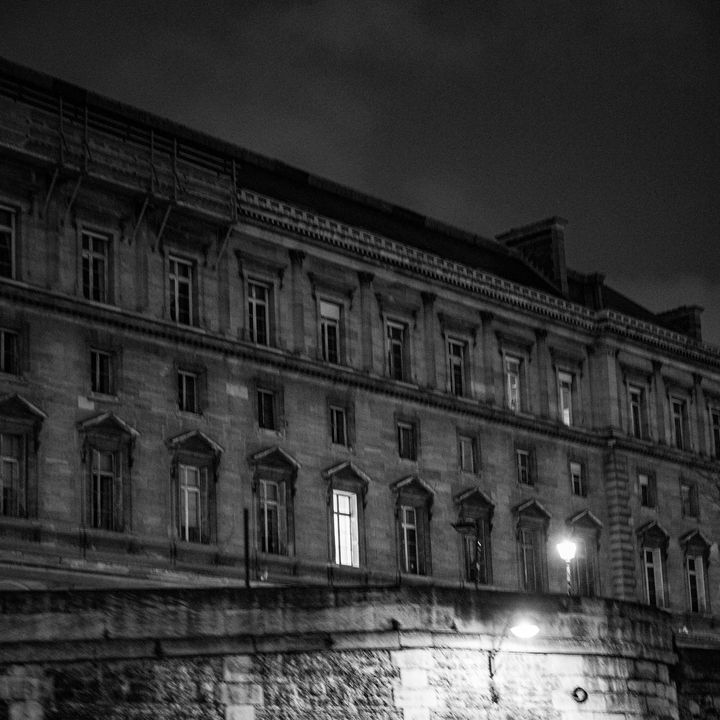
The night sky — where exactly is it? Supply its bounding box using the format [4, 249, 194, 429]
[2, 1, 719, 343]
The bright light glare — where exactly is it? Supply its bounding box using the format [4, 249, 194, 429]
[510, 620, 539, 639]
[557, 539, 577, 563]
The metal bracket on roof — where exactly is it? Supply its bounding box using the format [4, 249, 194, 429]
[61, 175, 83, 228]
[130, 195, 150, 244]
[41, 166, 60, 219]
[155, 204, 172, 255]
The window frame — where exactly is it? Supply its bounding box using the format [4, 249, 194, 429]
[247, 278, 272, 346]
[637, 470, 657, 508]
[709, 406, 720, 459]
[670, 395, 690, 451]
[515, 500, 550, 593]
[557, 370, 574, 426]
[628, 384, 647, 439]
[332, 488, 360, 567]
[0, 328, 19, 376]
[447, 337, 467, 397]
[515, 446, 535, 486]
[319, 297, 343, 365]
[0, 432, 24, 519]
[569, 458, 587, 497]
[397, 419, 418, 461]
[0, 203, 17, 280]
[80, 228, 111, 304]
[392, 476, 433, 577]
[686, 553, 708, 614]
[386, 319, 409, 382]
[255, 381, 284, 433]
[454, 488, 494, 587]
[90, 347, 115, 397]
[177, 367, 201, 414]
[168, 254, 196, 326]
[329, 404, 348, 447]
[643, 546, 666, 608]
[257, 477, 286, 555]
[458, 432, 479, 474]
[680, 479, 700, 519]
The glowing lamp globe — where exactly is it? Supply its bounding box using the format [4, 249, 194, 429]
[557, 539, 577, 563]
[509, 620, 539, 639]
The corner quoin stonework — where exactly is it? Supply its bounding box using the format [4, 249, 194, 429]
[0, 585, 681, 719]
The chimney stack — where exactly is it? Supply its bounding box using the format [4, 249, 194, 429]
[656, 305, 703, 341]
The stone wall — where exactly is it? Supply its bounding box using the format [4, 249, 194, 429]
[0, 584, 687, 719]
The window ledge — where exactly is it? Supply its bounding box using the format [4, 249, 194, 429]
[88, 392, 120, 403]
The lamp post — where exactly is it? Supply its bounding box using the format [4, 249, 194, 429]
[557, 539, 576, 596]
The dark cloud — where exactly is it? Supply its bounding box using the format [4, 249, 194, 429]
[1, 0, 718, 341]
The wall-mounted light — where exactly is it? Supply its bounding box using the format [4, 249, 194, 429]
[488, 614, 540, 703]
[557, 539, 576, 595]
[509, 619, 539, 639]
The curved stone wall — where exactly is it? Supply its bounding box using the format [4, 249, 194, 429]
[0, 585, 680, 719]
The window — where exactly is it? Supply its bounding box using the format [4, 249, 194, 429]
[671, 397, 689, 450]
[643, 547, 665, 608]
[516, 448, 533, 485]
[638, 472, 656, 508]
[169, 256, 194, 325]
[628, 385, 645, 438]
[686, 554, 707, 614]
[681, 481, 699, 519]
[571, 538, 596, 597]
[90, 349, 113, 395]
[250, 447, 298, 560]
[81, 230, 109, 303]
[178, 369, 199, 413]
[0, 205, 16, 279]
[386, 321, 407, 381]
[447, 339, 466, 396]
[257, 389, 276, 430]
[248, 280, 270, 346]
[397, 421, 417, 461]
[320, 300, 341, 364]
[515, 500, 550, 593]
[258, 478, 285, 554]
[178, 464, 207, 543]
[505, 356, 521, 412]
[558, 371, 574, 426]
[454, 488, 494, 586]
[0, 433, 23, 518]
[80, 412, 137, 533]
[90, 449, 116, 530]
[0, 329, 18, 375]
[569, 460, 586, 497]
[519, 527, 544, 592]
[710, 408, 720, 459]
[330, 405, 348, 446]
[392, 476, 433, 576]
[458, 434, 477, 473]
[333, 489, 359, 567]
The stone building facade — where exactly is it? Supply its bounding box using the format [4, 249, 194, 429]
[0, 58, 719, 653]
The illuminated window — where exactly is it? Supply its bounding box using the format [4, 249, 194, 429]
[0, 205, 16, 279]
[90, 349, 113, 395]
[505, 356, 521, 412]
[0, 329, 18, 375]
[0, 433, 23, 518]
[320, 300, 341, 364]
[448, 339, 465, 396]
[248, 280, 270, 345]
[558, 371, 574, 426]
[332, 489, 359, 567]
[169, 256, 194, 325]
[638, 472, 656, 508]
[397, 421, 417, 460]
[81, 230, 109, 303]
[386, 321, 407, 381]
[177, 369, 199, 413]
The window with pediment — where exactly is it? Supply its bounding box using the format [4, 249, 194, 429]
[680, 530, 711, 614]
[78, 412, 138, 532]
[249, 446, 299, 557]
[0, 394, 45, 519]
[566, 510, 603, 597]
[323, 461, 370, 568]
[391, 476, 433, 576]
[453, 487, 494, 586]
[166, 430, 222, 544]
[637, 521, 669, 608]
[515, 499, 550, 593]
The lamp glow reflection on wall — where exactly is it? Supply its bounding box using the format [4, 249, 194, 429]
[509, 619, 539, 639]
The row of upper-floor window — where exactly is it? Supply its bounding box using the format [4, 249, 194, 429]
[3, 208, 720, 450]
[0, 417, 711, 613]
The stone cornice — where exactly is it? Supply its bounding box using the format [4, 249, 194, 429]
[238, 189, 720, 371]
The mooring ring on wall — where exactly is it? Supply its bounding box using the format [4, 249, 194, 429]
[572, 687, 589, 703]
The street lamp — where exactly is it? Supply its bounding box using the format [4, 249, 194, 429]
[557, 539, 577, 596]
[488, 614, 540, 704]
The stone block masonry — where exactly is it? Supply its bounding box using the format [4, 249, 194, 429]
[0, 584, 686, 719]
